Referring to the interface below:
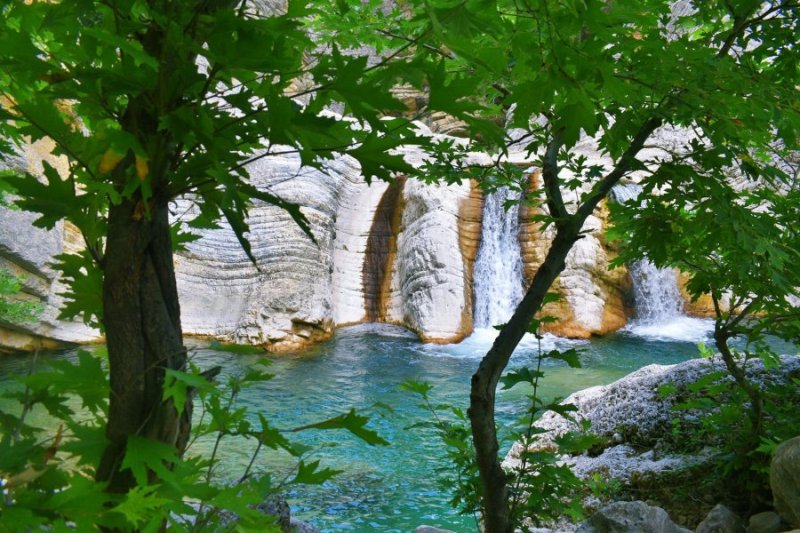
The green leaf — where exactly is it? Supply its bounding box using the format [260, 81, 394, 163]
[60, 421, 108, 467]
[349, 132, 416, 183]
[23, 350, 108, 415]
[8, 162, 77, 230]
[293, 408, 389, 446]
[501, 367, 544, 390]
[555, 431, 605, 454]
[398, 379, 433, 399]
[543, 402, 579, 420]
[110, 484, 170, 528]
[52, 251, 103, 328]
[290, 460, 342, 485]
[120, 436, 179, 487]
[545, 348, 583, 369]
[221, 205, 259, 268]
[245, 185, 317, 245]
[81, 27, 158, 70]
[257, 414, 295, 454]
[163, 368, 215, 414]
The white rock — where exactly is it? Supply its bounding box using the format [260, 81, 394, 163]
[386, 179, 473, 341]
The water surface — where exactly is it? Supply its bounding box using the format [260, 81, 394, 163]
[4, 321, 793, 532]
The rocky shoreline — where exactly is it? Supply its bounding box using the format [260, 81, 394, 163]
[414, 355, 800, 533]
[496, 355, 800, 533]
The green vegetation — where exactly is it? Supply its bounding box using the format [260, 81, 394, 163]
[368, 2, 799, 529]
[1, 0, 799, 531]
[0, 348, 390, 530]
[0, 0, 436, 507]
[657, 354, 800, 512]
[0, 269, 42, 326]
[402, 310, 611, 530]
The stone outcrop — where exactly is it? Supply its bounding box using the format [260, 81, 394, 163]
[5, 126, 715, 352]
[505, 356, 800, 531]
[175, 155, 354, 351]
[770, 436, 800, 528]
[575, 501, 691, 533]
[746, 511, 786, 533]
[506, 356, 800, 460]
[174, 150, 482, 349]
[695, 504, 746, 533]
[0, 144, 100, 351]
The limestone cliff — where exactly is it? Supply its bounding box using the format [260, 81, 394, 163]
[3, 131, 701, 352]
[174, 155, 357, 351]
[174, 154, 481, 349]
[0, 144, 101, 351]
[382, 178, 475, 343]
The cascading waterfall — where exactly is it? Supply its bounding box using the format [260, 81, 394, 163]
[610, 183, 685, 323]
[627, 260, 685, 322]
[473, 186, 525, 328]
[611, 184, 711, 342]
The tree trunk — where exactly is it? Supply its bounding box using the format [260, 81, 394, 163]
[469, 228, 579, 532]
[96, 197, 188, 493]
[713, 330, 764, 441]
[471, 118, 662, 532]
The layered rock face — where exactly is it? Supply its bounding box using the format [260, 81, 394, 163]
[0, 143, 100, 351]
[2, 130, 703, 352]
[174, 155, 356, 351]
[175, 153, 482, 349]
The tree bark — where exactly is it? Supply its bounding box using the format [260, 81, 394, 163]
[469, 228, 579, 532]
[96, 197, 188, 493]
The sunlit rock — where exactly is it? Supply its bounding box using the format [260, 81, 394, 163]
[383, 178, 474, 342]
[576, 501, 690, 533]
[0, 144, 100, 351]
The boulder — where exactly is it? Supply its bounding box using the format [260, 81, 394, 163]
[770, 436, 800, 528]
[575, 501, 690, 533]
[695, 504, 745, 533]
[746, 511, 784, 533]
[256, 495, 291, 531]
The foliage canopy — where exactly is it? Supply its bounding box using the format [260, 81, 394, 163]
[1, 0, 799, 531]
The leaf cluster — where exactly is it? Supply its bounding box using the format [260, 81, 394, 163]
[0, 346, 391, 531]
[0, 269, 43, 326]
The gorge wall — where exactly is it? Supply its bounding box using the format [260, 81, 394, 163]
[1, 131, 696, 352]
[0, 141, 101, 351]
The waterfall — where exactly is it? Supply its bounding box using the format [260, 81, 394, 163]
[610, 184, 685, 323]
[473, 186, 525, 328]
[627, 260, 685, 322]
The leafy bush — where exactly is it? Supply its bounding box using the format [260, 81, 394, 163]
[660, 350, 800, 510]
[0, 269, 43, 326]
[0, 346, 388, 531]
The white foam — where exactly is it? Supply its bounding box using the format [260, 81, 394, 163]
[422, 327, 580, 360]
[622, 316, 713, 343]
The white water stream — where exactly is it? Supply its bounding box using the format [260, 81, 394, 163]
[472, 186, 526, 328]
[611, 184, 712, 342]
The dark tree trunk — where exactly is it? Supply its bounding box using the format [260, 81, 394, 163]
[471, 118, 662, 532]
[96, 197, 188, 493]
[469, 229, 579, 532]
[713, 329, 764, 440]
